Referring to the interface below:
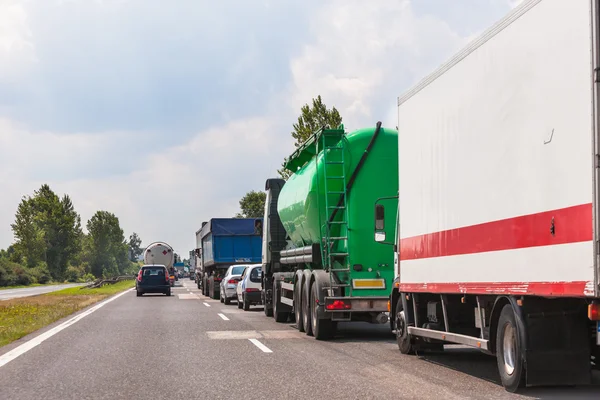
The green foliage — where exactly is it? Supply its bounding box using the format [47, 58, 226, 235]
[10, 184, 82, 280]
[85, 211, 130, 278]
[278, 95, 343, 179]
[235, 190, 266, 218]
[128, 232, 142, 261]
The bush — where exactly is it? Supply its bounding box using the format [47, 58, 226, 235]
[30, 263, 52, 284]
[65, 265, 86, 283]
[81, 273, 96, 283]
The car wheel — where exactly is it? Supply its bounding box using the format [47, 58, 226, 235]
[166, 289, 171, 297]
[136, 291, 142, 297]
[243, 294, 250, 311]
[220, 291, 224, 303]
[224, 295, 231, 305]
[237, 297, 243, 309]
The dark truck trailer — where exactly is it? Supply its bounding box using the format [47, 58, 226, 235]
[196, 218, 262, 300]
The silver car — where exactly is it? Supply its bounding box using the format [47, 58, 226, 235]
[219, 265, 248, 305]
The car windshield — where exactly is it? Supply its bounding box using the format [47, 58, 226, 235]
[231, 266, 246, 275]
[143, 268, 164, 276]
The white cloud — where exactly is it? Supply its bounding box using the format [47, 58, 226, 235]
[0, 116, 290, 252]
[288, 0, 469, 131]
[0, 0, 36, 81]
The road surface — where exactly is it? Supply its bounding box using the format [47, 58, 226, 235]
[1, 279, 599, 400]
[0, 283, 85, 301]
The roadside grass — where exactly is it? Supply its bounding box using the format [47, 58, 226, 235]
[0, 280, 134, 348]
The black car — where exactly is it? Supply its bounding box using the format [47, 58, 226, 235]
[136, 265, 171, 296]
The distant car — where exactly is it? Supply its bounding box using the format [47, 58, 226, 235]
[236, 264, 262, 311]
[136, 265, 171, 297]
[219, 265, 248, 305]
[189, 273, 195, 280]
[168, 268, 176, 286]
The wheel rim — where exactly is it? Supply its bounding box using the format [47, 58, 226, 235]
[396, 311, 406, 339]
[502, 323, 517, 376]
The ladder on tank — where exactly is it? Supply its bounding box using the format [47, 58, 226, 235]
[319, 128, 352, 297]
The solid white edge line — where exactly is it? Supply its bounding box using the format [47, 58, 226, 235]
[249, 339, 272, 353]
[217, 313, 229, 321]
[203, 302, 211, 307]
[0, 288, 134, 369]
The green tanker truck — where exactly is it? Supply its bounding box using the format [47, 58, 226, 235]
[261, 122, 398, 339]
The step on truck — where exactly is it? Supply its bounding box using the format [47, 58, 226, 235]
[261, 123, 399, 339]
[195, 218, 262, 300]
[381, 0, 600, 392]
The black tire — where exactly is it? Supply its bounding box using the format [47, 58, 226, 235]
[294, 279, 304, 332]
[197, 279, 201, 290]
[395, 297, 414, 354]
[220, 291, 224, 303]
[310, 281, 336, 340]
[136, 291, 142, 297]
[237, 296, 243, 309]
[166, 289, 171, 297]
[263, 289, 273, 317]
[224, 294, 231, 305]
[496, 304, 526, 392]
[302, 280, 313, 336]
[243, 294, 250, 311]
[273, 283, 289, 322]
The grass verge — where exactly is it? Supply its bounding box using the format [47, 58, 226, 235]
[0, 280, 134, 348]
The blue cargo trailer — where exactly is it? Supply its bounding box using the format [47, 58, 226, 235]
[196, 218, 263, 299]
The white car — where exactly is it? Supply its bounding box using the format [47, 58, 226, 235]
[220, 265, 250, 305]
[236, 264, 262, 311]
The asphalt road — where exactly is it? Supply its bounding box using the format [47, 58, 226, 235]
[1, 279, 599, 400]
[0, 283, 85, 301]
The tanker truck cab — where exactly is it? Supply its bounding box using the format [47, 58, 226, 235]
[262, 122, 399, 340]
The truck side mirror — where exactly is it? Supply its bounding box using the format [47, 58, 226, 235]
[375, 204, 385, 242]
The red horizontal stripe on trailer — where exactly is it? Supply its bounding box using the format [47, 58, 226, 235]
[399, 203, 592, 261]
[399, 281, 591, 297]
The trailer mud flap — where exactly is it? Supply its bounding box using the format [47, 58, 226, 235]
[522, 299, 591, 386]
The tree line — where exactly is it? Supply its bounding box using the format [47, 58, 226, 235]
[235, 95, 342, 218]
[0, 184, 144, 287]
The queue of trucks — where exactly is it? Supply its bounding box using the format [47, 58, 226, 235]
[187, 0, 600, 392]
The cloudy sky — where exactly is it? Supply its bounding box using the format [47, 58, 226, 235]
[0, 0, 521, 255]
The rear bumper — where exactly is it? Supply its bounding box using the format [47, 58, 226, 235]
[138, 284, 170, 293]
[223, 287, 237, 298]
[323, 296, 389, 312]
[244, 291, 262, 303]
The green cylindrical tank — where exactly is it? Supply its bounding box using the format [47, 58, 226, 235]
[277, 125, 398, 296]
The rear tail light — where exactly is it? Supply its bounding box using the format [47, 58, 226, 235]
[165, 270, 170, 283]
[228, 279, 239, 284]
[246, 288, 259, 292]
[588, 304, 600, 320]
[326, 300, 351, 310]
[137, 270, 142, 281]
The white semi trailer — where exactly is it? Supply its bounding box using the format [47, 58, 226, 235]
[380, 0, 600, 392]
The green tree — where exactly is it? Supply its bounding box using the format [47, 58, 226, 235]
[235, 190, 266, 218]
[128, 232, 143, 261]
[11, 184, 82, 278]
[278, 95, 343, 179]
[86, 211, 129, 277]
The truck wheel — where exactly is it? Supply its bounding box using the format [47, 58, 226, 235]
[310, 281, 336, 340]
[263, 290, 273, 317]
[302, 280, 313, 336]
[294, 279, 304, 332]
[273, 283, 289, 322]
[496, 304, 525, 392]
[395, 298, 414, 354]
[243, 294, 250, 311]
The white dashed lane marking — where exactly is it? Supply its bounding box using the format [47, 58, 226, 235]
[249, 339, 273, 353]
[217, 313, 230, 321]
